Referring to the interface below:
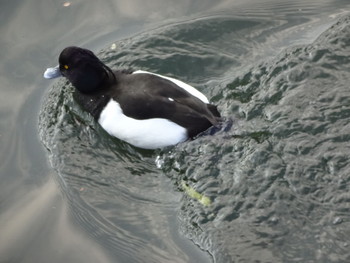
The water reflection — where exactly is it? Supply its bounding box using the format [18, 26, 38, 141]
[0, 179, 112, 263]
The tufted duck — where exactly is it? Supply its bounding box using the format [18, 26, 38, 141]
[44, 46, 221, 149]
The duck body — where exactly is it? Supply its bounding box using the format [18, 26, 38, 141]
[44, 46, 221, 149]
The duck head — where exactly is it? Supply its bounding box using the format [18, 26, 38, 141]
[44, 46, 114, 93]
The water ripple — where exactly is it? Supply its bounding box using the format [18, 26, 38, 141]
[39, 14, 350, 263]
[160, 15, 350, 262]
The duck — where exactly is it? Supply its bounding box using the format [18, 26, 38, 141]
[44, 46, 221, 149]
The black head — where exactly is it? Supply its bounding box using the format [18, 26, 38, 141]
[58, 46, 115, 93]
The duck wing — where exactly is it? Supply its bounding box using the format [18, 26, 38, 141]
[111, 72, 221, 137]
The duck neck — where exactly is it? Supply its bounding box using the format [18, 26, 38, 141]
[74, 64, 115, 94]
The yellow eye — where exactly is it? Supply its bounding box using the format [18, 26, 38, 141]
[64, 65, 69, 70]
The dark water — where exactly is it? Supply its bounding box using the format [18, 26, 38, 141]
[1, 0, 350, 262]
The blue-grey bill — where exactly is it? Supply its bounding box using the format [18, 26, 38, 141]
[43, 65, 61, 79]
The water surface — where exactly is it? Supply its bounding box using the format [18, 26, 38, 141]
[1, 0, 350, 262]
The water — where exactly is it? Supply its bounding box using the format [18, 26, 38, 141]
[1, 0, 350, 262]
[160, 16, 350, 262]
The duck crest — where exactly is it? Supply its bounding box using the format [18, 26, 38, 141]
[59, 46, 115, 94]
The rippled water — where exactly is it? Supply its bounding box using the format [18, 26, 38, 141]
[160, 16, 350, 262]
[38, 10, 350, 262]
[1, 0, 348, 262]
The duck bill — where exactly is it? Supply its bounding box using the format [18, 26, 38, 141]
[43, 65, 62, 79]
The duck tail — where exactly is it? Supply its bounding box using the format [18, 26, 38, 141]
[207, 104, 221, 118]
[206, 104, 223, 126]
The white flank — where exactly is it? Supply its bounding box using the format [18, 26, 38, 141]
[98, 100, 188, 149]
[132, 70, 209, 103]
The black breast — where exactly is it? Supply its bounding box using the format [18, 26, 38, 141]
[73, 91, 111, 120]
